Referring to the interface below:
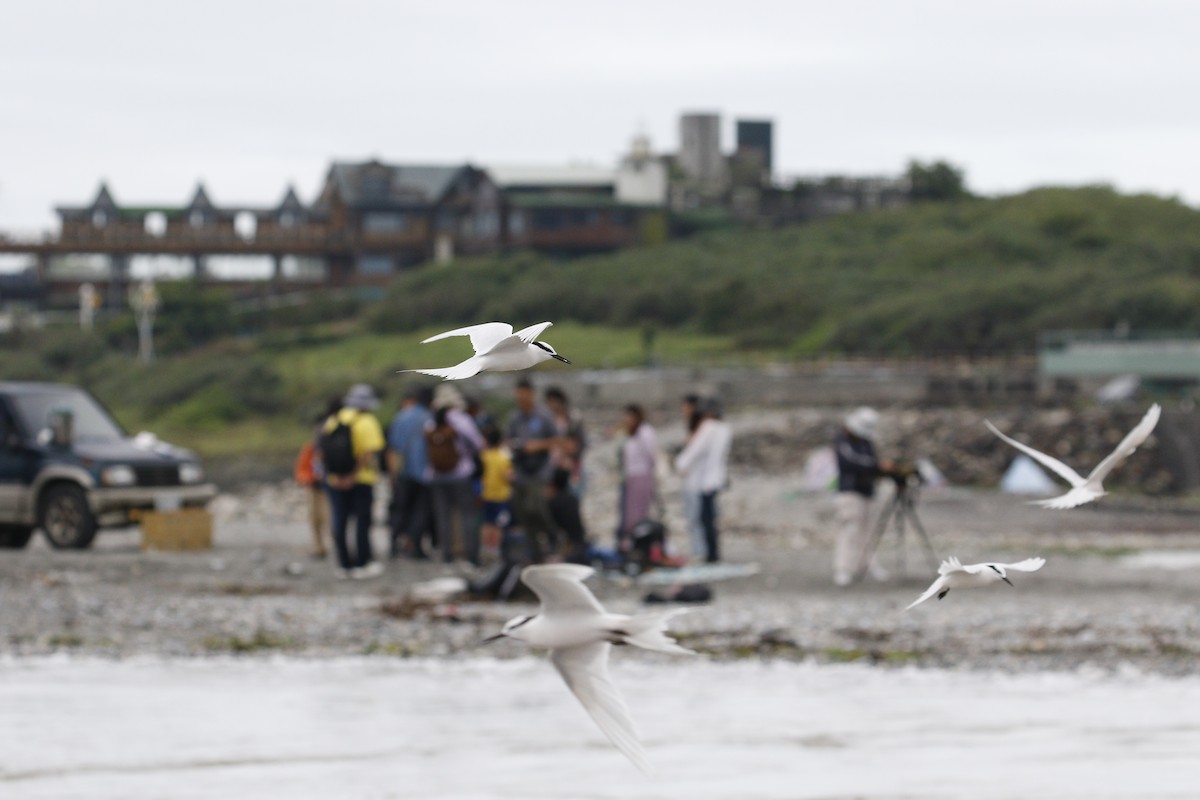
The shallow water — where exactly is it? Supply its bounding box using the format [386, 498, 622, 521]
[1, 656, 1197, 799]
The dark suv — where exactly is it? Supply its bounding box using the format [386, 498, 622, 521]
[0, 382, 216, 549]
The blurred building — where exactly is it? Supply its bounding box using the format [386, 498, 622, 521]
[314, 159, 502, 272]
[5, 153, 673, 307]
[0, 111, 919, 308]
[677, 112, 725, 187]
[1039, 330, 1200, 384]
[616, 135, 669, 207]
[735, 119, 773, 179]
[20, 161, 505, 305]
[0, 268, 45, 315]
[784, 175, 910, 217]
[489, 153, 667, 255]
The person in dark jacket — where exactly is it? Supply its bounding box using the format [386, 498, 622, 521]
[833, 407, 893, 586]
[547, 467, 589, 564]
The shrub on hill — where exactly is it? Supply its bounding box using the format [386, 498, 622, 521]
[369, 187, 1200, 356]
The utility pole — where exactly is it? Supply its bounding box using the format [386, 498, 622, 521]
[129, 280, 159, 363]
[79, 282, 98, 332]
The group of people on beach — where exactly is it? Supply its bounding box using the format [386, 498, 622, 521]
[387, 378, 588, 568]
[294, 379, 734, 580]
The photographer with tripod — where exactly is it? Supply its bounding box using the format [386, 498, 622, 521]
[832, 407, 893, 587]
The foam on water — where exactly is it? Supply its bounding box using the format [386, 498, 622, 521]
[1, 656, 1197, 799]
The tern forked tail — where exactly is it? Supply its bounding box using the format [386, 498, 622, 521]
[400, 359, 483, 381]
[613, 609, 694, 655]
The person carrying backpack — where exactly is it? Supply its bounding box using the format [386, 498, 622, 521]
[321, 384, 386, 579]
[424, 384, 485, 564]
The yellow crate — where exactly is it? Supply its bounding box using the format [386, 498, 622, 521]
[139, 508, 213, 551]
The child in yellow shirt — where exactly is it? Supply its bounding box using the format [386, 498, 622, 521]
[479, 427, 513, 558]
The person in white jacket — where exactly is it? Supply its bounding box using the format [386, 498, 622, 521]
[673, 398, 732, 563]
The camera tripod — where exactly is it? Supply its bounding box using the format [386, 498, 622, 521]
[851, 472, 940, 583]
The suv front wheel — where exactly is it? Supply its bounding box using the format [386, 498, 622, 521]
[39, 483, 97, 549]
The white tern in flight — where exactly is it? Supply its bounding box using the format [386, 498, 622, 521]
[906, 556, 1046, 610]
[985, 403, 1161, 509]
[483, 564, 693, 774]
[401, 321, 569, 380]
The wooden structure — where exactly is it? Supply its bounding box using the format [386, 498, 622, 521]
[491, 165, 662, 255]
[0, 159, 663, 309]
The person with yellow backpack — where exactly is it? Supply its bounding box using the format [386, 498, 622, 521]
[320, 385, 386, 579]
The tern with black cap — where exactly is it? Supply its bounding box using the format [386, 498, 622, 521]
[401, 321, 570, 381]
[905, 556, 1046, 610]
[483, 563, 693, 774]
[985, 404, 1160, 510]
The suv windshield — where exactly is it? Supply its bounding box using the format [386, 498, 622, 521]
[9, 390, 125, 442]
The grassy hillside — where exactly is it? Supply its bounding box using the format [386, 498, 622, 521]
[370, 187, 1200, 355]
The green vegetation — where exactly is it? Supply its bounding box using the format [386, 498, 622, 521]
[46, 632, 85, 649]
[822, 647, 869, 663]
[905, 159, 969, 202]
[370, 186, 1200, 356]
[363, 640, 422, 657]
[201, 630, 297, 653]
[2, 186, 1198, 461]
[819, 647, 924, 664]
[0, 317, 726, 462]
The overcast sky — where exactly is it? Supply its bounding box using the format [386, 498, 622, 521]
[2, 0, 1198, 229]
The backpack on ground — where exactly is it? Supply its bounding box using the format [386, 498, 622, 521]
[425, 424, 460, 473]
[319, 415, 357, 477]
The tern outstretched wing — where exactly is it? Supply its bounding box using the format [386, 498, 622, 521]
[998, 557, 1046, 573]
[551, 642, 651, 775]
[521, 564, 605, 616]
[984, 420, 1085, 488]
[937, 556, 965, 576]
[399, 358, 484, 381]
[421, 322, 513, 354]
[513, 321, 553, 343]
[478, 334, 531, 357]
[1085, 404, 1161, 484]
[1032, 487, 1101, 510]
[905, 575, 949, 611]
